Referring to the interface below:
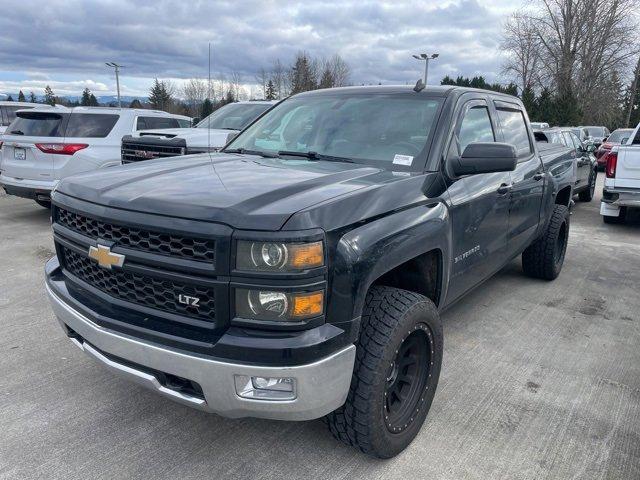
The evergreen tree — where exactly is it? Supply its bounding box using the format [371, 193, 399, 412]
[200, 98, 214, 119]
[225, 89, 235, 104]
[18, 90, 26, 102]
[440, 75, 456, 85]
[44, 85, 55, 106]
[535, 88, 556, 125]
[148, 78, 173, 110]
[89, 94, 99, 106]
[6, 95, 13, 101]
[554, 91, 581, 126]
[129, 98, 143, 109]
[29, 91, 37, 103]
[80, 88, 92, 106]
[521, 86, 537, 120]
[265, 80, 276, 100]
[318, 68, 334, 89]
[290, 52, 315, 94]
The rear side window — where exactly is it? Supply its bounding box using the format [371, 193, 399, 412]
[562, 132, 575, 148]
[65, 113, 119, 137]
[6, 112, 68, 137]
[458, 106, 495, 153]
[136, 116, 180, 130]
[496, 109, 532, 157]
[177, 119, 192, 128]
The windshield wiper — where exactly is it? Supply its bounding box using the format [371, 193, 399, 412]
[9, 130, 24, 135]
[224, 148, 279, 158]
[278, 150, 355, 163]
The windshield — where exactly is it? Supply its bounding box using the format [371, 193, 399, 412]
[225, 93, 443, 169]
[585, 127, 605, 137]
[196, 103, 271, 130]
[607, 129, 633, 144]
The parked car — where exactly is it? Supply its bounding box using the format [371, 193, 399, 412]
[533, 127, 597, 201]
[595, 128, 634, 170]
[570, 126, 591, 145]
[600, 123, 640, 223]
[578, 125, 610, 147]
[45, 85, 575, 458]
[0, 101, 39, 134]
[530, 122, 550, 129]
[0, 107, 190, 207]
[121, 101, 277, 163]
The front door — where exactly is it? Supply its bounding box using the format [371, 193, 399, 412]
[445, 98, 511, 303]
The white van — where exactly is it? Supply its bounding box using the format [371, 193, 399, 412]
[0, 107, 190, 207]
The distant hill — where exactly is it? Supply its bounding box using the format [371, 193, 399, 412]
[0, 92, 143, 105]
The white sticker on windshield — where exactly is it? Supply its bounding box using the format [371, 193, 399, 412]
[393, 154, 414, 166]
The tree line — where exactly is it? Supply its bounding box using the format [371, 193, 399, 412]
[500, 0, 640, 128]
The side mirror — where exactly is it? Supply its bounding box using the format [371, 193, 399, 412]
[586, 143, 596, 153]
[192, 117, 200, 126]
[621, 137, 629, 145]
[449, 142, 518, 176]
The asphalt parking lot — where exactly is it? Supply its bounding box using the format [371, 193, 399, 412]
[1, 175, 639, 480]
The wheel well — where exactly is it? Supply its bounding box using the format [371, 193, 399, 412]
[372, 250, 442, 306]
[555, 186, 572, 206]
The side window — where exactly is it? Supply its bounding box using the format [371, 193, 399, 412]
[632, 129, 640, 145]
[136, 116, 180, 130]
[457, 106, 495, 153]
[569, 133, 582, 149]
[562, 132, 575, 149]
[496, 108, 532, 157]
[0, 106, 6, 126]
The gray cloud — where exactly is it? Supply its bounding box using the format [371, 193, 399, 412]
[0, 0, 516, 87]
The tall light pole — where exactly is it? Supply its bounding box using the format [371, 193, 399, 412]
[412, 53, 439, 85]
[105, 62, 123, 107]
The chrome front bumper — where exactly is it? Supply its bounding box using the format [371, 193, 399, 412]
[46, 283, 356, 421]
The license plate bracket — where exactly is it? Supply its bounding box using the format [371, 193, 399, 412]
[14, 148, 26, 160]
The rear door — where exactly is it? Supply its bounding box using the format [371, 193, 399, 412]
[0, 111, 68, 181]
[494, 101, 544, 257]
[614, 128, 640, 187]
[58, 112, 121, 177]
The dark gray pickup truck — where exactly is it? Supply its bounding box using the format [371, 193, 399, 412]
[45, 85, 576, 458]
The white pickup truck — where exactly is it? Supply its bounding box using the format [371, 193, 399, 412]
[120, 101, 276, 163]
[600, 123, 640, 223]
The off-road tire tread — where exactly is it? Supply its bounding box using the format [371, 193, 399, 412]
[522, 204, 569, 280]
[325, 286, 438, 457]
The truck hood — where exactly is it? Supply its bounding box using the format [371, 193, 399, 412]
[55, 153, 422, 231]
[136, 128, 235, 148]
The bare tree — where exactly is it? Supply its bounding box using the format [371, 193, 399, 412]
[255, 67, 268, 99]
[329, 54, 351, 87]
[501, 12, 542, 91]
[181, 78, 208, 117]
[271, 59, 287, 98]
[230, 71, 243, 101]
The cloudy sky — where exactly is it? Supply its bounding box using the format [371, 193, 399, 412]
[0, 0, 522, 98]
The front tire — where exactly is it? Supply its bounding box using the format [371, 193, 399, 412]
[522, 204, 570, 280]
[325, 286, 443, 458]
[578, 169, 596, 202]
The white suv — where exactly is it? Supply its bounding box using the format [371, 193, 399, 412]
[0, 106, 190, 207]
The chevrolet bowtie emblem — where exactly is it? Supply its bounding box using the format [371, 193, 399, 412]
[88, 245, 125, 269]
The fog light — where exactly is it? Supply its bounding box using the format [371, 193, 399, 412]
[234, 375, 296, 401]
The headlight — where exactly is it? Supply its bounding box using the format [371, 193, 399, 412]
[236, 240, 324, 272]
[235, 289, 324, 322]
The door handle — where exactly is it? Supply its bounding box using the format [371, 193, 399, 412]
[497, 183, 512, 195]
[533, 172, 544, 181]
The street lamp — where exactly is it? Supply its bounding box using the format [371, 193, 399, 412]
[412, 53, 439, 85]
[105, 62, 123, 107]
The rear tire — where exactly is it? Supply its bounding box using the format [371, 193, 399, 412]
[578, 169, 596, 202]
[522, 204, 570, 280]
[603, 207, 627, 224]
[325, 286, 443, 458]
[34, 199, 51, 209]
